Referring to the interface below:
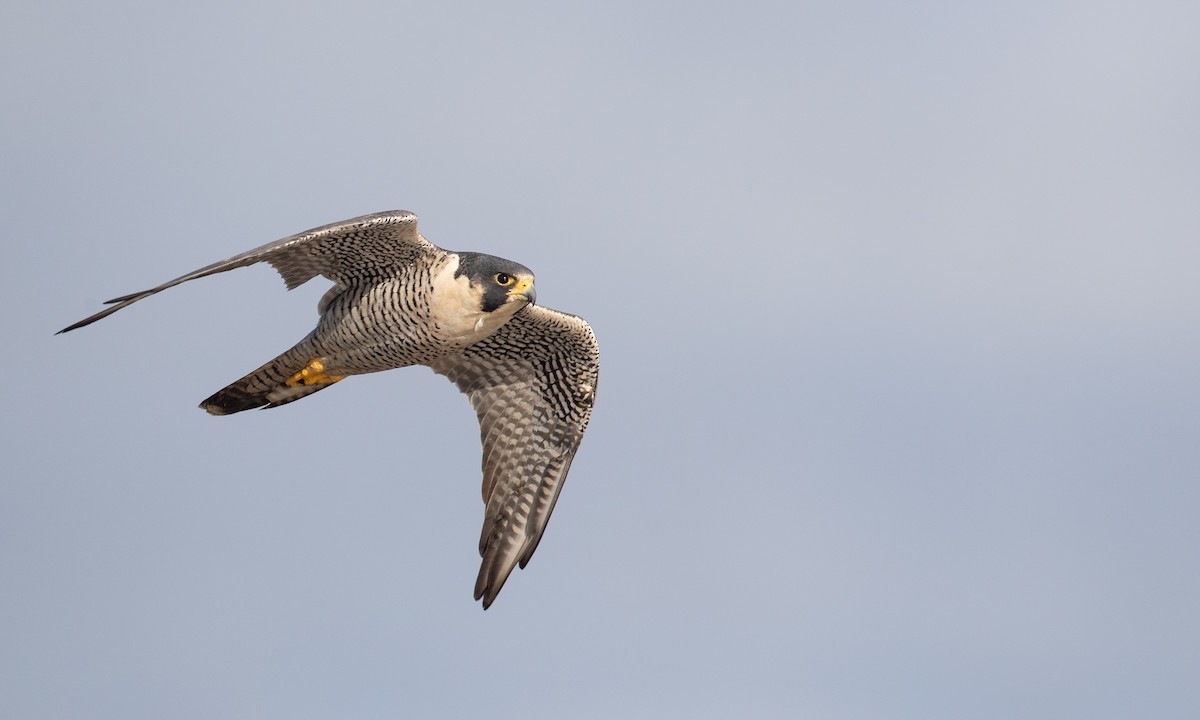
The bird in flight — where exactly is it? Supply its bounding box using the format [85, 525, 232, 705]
[59, 210, 599, 609]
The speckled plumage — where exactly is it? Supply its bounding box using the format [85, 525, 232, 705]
[59, 210, 599, 609]
[431, 306, 598, 606]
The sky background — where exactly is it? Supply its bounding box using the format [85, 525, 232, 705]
[3, 2, 1198, 718]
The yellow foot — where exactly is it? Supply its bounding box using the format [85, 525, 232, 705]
[285, 359, 346, 388]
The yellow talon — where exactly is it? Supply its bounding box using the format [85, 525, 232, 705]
[286, 359, 346, 387]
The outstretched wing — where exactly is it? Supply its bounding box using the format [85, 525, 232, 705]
[430, 304, 600, 609]
[59, 210, 434, 333]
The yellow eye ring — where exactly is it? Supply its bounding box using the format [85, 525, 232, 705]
[495, 273, 515, 286]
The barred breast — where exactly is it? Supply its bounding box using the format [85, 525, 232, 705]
[312, 253, 522, 375]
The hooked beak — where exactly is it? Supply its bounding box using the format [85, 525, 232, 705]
[510, 277, 536, 306]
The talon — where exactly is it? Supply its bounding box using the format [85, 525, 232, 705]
[286, 359, 346, 387]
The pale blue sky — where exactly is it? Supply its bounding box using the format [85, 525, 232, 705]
[3, 2, 1198, 718]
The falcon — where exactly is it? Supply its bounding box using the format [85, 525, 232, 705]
[59, 210, 599, 609]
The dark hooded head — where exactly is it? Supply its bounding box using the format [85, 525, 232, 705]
[455, 252, 537, 312]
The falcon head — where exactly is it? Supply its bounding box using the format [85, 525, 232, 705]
[456, 252, 537, 312]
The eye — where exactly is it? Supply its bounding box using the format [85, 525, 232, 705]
[494, 273, 514, 286]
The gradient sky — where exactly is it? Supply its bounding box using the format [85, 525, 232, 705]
[3, 2, 1198, 718]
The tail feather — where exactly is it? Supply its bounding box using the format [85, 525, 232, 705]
[200, 380, 333, 415]
[199, 347, 341, 415]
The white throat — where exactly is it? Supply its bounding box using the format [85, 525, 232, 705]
[428, 254, 521, 345]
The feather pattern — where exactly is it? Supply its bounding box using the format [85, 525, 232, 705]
[59, 209, 598, 609]
[57, 211, 430, 333]
[431, 305, 599, 608]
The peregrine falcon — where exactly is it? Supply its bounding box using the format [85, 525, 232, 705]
[59, 210, 599, 609]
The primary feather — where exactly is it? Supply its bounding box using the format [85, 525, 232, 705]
[59, 210, 599, 608]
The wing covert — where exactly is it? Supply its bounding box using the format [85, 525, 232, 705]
[430, 304, 599, 609]
[59, 210, 434, 333]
